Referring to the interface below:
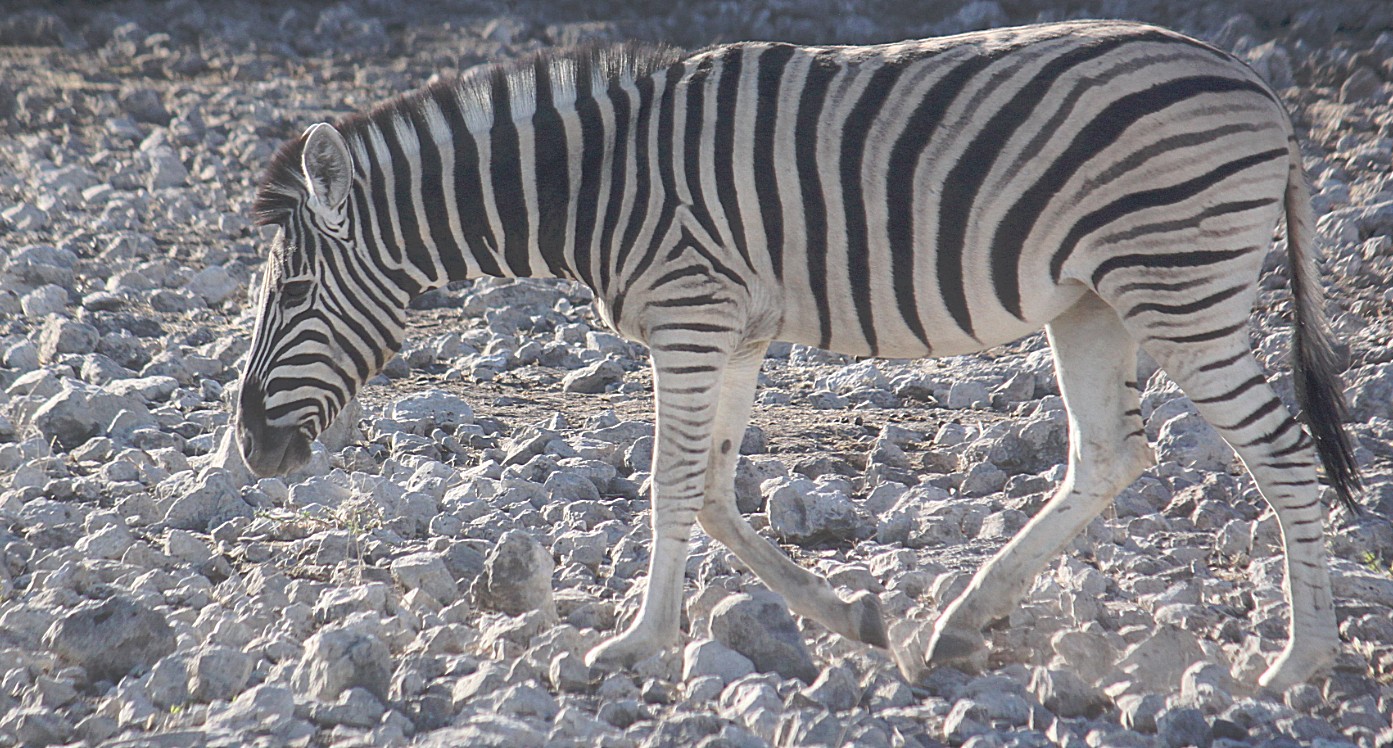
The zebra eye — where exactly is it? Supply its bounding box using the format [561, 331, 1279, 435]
[281, 280, 314, 305]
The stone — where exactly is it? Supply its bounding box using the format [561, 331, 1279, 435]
[38, 317, 99, 360]
[29, 380, 155, 449]
[799, 663, 860, 712]
[21, 284, 67, 317]
[682, 638, 756, 684]
[473, 529, 557, 618]
[292, 625, 392, 701]
[5, 245, 76, 288]
[1156, 706, 1212, 748]
[386, 389, 474, 434]
[414, 714, 546, 748]
[186, 265, 239, 306]
[561, 358, 624, 393]
[391, 551, 459, 604]
[307, 686, 386, 728]
[190, 645, 254, 702]
[708, 591, 817, 683]
[1, 202, 48, 232]
[1029, 666, 1101, 718]
[161, 468, 254, 531]
[118, 87, 171, 124]
[205, 684, 296, 733]
[1118, 692, 1167, 733]
[548, 651, 596, 693]
[145, 146, 188, 189]
[765, 476, 860, 544]
[44, 595, 176, 683]
[1116, 626, 1206, 691]
[1155, 412, 1232, 472]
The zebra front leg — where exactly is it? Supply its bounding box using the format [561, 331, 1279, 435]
[584, 340, 727, 669]
[925, 293, 1152, 673]
[696, 342, 888, 647]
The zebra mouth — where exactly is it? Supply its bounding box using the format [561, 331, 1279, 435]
[237, 417, 313, 478]
[236, 383, 315, 477]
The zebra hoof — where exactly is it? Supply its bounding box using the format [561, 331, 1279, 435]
[846, 589, 889, 648]
[924, 625, 987, 671]
[1257, 641, 1338, 691]
[583, 627, 667, 671]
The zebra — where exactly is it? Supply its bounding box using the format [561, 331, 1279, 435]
[237, 19, 1362, 690]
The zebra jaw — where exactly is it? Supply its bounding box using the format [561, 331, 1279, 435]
[236, 384, 316, 478]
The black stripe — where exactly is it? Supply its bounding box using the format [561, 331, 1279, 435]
[1192, 373, 1268, 404]
[683, 57, 723, 244]
[596, 77, 632, 292]
[1123, 282, 1247, 319]
[842, 60, 907, 356]
[490, 72, 530, 275]
[996, 76, 1276, 289]
[653, 342, 725, 354]
[649, 321, 738, 333]
[1151, 318, 1248, 345]
[614, 73, 657, 291]
[650, 295, 729, 308]
[713, 49, 752, 270]
[1100, 197, 1279, 246]
[1092, 243, 1260, 288]
[650, 264, 709, 288]
[361, 127, 404, 266]
[795, 53, 839, 349]
[1222, 397, 1284, 433]
[664, 364, 720, 374]
[531, 56, 571, 279]
[1116, 277, 1209, 295]
[404, 103, 468, 282]
[886, 52, 996, 348]
[1196, 349, 1250, 373]
[434, 87, 503, 277]
[1239, 416, 1302, 449]
[378, 114, 437, 284]
[573, 55, 604, 290]
[753, 44, 794, 280]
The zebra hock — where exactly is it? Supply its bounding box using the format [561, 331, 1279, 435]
[237, 20, 1362, 690]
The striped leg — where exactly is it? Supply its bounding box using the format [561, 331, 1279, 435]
[696, 342, 889, 647]
[1139, 333, 1339, 689]
[585, 335, 727, 668]
[926, 293, 1153, 670]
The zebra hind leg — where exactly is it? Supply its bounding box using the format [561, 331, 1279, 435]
[696, 341, 888, 648]
[1138, 331, 1340, 690]
[923, 292, 1153, 674]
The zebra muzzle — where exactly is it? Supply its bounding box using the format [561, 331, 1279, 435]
[236, 382, 314, 477]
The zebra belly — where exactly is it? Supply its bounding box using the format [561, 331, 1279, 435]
[773, 275, 1088, 359]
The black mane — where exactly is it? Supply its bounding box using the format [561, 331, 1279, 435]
[251, 41, 686, 228]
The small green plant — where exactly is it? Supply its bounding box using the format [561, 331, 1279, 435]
[1361, 551, 1393, 579]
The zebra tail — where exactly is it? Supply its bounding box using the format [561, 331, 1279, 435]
[1284, 139, 1363, 514]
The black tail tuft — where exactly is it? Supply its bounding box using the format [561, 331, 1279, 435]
[1285, 142, 1363, 514]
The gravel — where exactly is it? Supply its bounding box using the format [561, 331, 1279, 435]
[0, 1, 1391, 747]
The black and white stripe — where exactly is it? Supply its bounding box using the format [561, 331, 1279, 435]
[238, 20, 1360, 689]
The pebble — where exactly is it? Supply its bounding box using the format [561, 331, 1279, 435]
[43, 595, 176, 684]
[291, 625, 392, 702]
[472, 529, 557, 618]
[707, 591, 817, 683]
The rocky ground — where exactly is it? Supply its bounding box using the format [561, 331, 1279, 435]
[1, 1, 1392, 746]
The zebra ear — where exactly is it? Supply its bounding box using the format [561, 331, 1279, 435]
[300, 123, 352, 213]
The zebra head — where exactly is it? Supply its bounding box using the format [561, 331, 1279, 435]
[237, 123, 408, 477]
